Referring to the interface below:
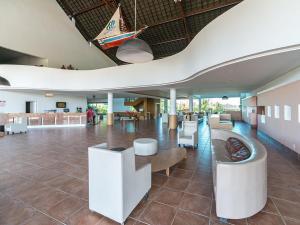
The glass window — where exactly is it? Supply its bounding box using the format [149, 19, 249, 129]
[299, 104, 300, 123]
[284, 105, 291, 121]
[274, 105, 280, 119]
[261, 115, 266, 124]
[267, 106, 272, 117]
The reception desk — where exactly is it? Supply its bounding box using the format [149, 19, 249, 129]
[6, 112, 86, 128]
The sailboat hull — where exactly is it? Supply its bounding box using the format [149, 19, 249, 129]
[98, 32, 138, 50]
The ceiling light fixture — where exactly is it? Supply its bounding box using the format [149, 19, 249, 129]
[116, 38, 153, 63]
[116, 0, 153, 63]
[45, 93, 54, 97]
[0, 76, 11, 86]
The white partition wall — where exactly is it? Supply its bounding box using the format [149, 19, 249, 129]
[107, 92, 114, 126]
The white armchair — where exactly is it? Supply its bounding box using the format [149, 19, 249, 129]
[88, 143, 151, 224]
[178, 121, 198, 149]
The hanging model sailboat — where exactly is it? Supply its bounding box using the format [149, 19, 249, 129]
[94, 6, 147, 50]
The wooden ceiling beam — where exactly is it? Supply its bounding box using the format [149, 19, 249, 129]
[149, 0, 242, 28]
[151, 37, 187, 46]
[71, 0, 114, 17]
[178, 1, 191, 43]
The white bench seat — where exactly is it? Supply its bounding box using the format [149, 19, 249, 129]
[211, 129, 267, 220]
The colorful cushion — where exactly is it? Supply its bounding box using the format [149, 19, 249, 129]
[226, 137, 251, 161]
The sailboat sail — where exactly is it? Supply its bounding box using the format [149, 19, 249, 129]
[94, 5, 147, 50]
[94, 7, 122, 40]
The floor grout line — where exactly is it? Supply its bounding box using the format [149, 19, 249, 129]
[270, 197, 287, 225]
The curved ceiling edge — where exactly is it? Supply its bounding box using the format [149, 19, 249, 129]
[0, 0, 300, 91]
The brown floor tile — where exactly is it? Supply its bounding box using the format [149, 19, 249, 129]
[148, 185, 161, 200]
[23, 212, 61, 225]
[273, 199, 300, 221]
[46, 196, 84, 222]
[163, 177, 189, 191]
[130, 199, 150, 219]
[285, 219, 300, 225]
[12, 183, 51, 205]
[172, 210, 209, 225]
[179, 193, 211, 216]
[140, 202, 176, 225]
[66, 207, 103, 225]
[262, 198, 279, 215]
[185, 181, 213, 198]
[0, 194, 35, 225]
[154, 188, 184, 206]
[31, 168, 61, 183]
[170, 168, 194, 179]
[43, 174, 74, 188]
[247, 211, 285, 225]
[97, 217, 136, 225]
[97, 217, 119, 225]
[0, 171, 27, 193]
[1, 121, 300, 225]
[30, 189, 68, 212]
[269, 186, 300, 203]
[152, 174, 168, 187]
[57, 177, 86, 197]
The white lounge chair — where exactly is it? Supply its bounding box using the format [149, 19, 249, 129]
[88, 143, 151, 224]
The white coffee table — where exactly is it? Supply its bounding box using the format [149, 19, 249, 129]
[134, 138, 158, 156]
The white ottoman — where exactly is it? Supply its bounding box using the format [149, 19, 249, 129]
[134, 138, 158, 156]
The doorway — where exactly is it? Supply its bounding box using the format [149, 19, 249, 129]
[25, 101, 37, 113]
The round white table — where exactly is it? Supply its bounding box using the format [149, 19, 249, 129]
[134, 138, 158, 156]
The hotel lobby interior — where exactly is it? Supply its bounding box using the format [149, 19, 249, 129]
[1, 0, 300, 225]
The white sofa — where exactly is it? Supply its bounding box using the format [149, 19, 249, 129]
[209, 114, 233, 130]
[5, 117, 28, 134]
[88, 143, 151, 224]
[178, 121, 198, 149]
[210, 129, 267, 220]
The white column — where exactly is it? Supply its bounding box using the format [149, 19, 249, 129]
[107, 92, 114, 125]
[169, 88, 176, 115]
[107, 92, 113, 113]
[198, 98, 201, 112]
[189, 96, 194, 112]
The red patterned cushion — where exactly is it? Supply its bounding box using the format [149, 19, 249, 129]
[226, 137, 251, 162]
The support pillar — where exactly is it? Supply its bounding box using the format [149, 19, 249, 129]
[107, 92, 114, 126]
[189, 96, 194, 112]
[169, 88, 177, 129]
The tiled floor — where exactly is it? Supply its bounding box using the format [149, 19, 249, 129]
[0, 119, 299, 225]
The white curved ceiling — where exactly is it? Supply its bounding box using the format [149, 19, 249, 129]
[1, 0, 300, 98]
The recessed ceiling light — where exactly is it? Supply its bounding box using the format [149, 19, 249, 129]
[45, 93, 54, 97]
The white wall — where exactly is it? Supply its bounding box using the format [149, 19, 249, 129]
[0, 91, 87, 113]
[4, 55, 48, 67]
[0, 0, 115, 69]
[254, 66, 300, 154]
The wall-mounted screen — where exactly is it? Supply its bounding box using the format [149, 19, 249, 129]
[56, 102, 66, 108]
